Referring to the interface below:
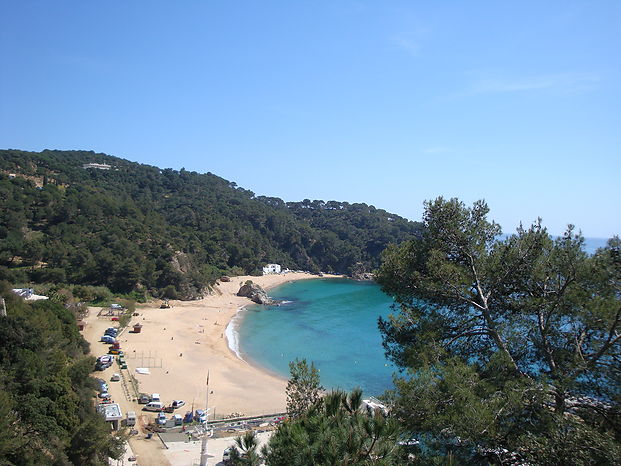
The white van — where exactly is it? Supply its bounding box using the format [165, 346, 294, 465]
[144, 401, 164, 411]
[151, 393, 161, 402]
[126, 411, 136, 426]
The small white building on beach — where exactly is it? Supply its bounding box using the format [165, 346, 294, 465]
[97, 402, 123, 430]
[262, 264, 282, 275]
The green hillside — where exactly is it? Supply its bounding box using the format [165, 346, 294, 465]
[0, 149, 421, 298]
[0, 283, 125, 464]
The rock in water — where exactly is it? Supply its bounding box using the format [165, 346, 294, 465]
[236, 281, 275, 305]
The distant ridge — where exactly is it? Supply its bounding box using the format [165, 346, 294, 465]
[0, 149, 422, 298]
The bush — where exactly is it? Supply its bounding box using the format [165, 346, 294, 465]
[160, 285, 177, 299]
[72, 285, 113, 303]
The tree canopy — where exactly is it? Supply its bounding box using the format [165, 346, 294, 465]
[0, 282, 126, 465]
[376, 197, 621, 464]
[231, 363, 406, 465]
[264, 389, 403, 465]
[286, 358, 324, 419]
[0, 149, 421, 298]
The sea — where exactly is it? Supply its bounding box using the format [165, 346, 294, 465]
[228, 237, 611, 397]
[233, 278, 396, 396]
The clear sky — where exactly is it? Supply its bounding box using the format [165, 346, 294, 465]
[1, 1, 619, 238]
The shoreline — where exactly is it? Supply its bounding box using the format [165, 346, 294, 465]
[223, 275, 344, 382]
[84, 272, 342, 420]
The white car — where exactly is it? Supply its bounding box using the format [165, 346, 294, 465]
[156, 412, 167, 425]
[171, 400, 185, 409]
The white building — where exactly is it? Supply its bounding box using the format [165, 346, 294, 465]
[97, 403, 123, 430]
[82, 163, 111, 170]
[11, 288, 49, 301]
[262, 263, 282, 275]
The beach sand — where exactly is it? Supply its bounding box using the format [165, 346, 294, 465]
[83, 272, 339, 464]
[86, 273, 333, 418]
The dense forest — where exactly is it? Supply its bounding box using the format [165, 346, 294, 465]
[0, 283, 125, 465]
[0, 149, 421, 299]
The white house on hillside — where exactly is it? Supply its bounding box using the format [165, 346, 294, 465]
[262, 264, 282, 275]
[82, 163, 111, 170]
[11, 288, 49, 301]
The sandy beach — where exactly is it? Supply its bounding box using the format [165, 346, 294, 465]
[82, 272, 337, 464]
[85, 273, 334, 419]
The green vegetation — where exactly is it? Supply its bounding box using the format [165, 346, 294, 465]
[376, 197, 621, 464]
[0, 282, 125, 465]
[0, 149, 421, 299]
[286, 358, 324, 419]
[230, 363, 404, 466]
[264, 389, 403, 465]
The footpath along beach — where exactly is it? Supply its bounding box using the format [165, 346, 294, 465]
[82, 272, 338, 465]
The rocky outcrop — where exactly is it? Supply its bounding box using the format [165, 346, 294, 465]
[236, 281, 276, 305]
[350, 262, 374, 281]
[168, 250, 204, 300]
[351, 271, 374, 281]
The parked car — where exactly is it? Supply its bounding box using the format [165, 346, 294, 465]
[156, 412, 167, 425]
[95, 360, 112, 371]
[110, 373, 121, 382]
[101, 335, 115, 344]
[98, 392, 111, 400]
[183, 411, 193, 423]
[194, 409, 207, 423]
[171, 400, 185, 409]
[151, 393, 161, 402]
[138, 394, 151, 404]
[144, 401, 164, 412]
[97, 379, 108, 392]
[172, 414, 183, 426]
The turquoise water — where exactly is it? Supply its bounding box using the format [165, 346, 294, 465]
[237, 279, 395, 396]
[235, 238, 610, 397]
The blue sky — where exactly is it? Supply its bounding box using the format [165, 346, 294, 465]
[1, 1, 619, 238]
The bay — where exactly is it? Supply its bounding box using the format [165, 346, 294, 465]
[238, 278, 396, 397]
[235, 238, 610, 398]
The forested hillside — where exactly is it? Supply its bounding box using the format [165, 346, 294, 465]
[0, 149, 421, 298]
[0, 283, 125, 464]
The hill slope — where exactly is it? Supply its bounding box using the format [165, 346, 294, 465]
[0, 149, 422, 298]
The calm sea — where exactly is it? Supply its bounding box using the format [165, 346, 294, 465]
[236, 278, 395, 396]
[233, 237, 610, 397]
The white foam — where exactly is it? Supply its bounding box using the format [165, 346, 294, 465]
[225, 307, 246, 362]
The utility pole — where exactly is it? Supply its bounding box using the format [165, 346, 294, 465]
[200, 371, 210, 466]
